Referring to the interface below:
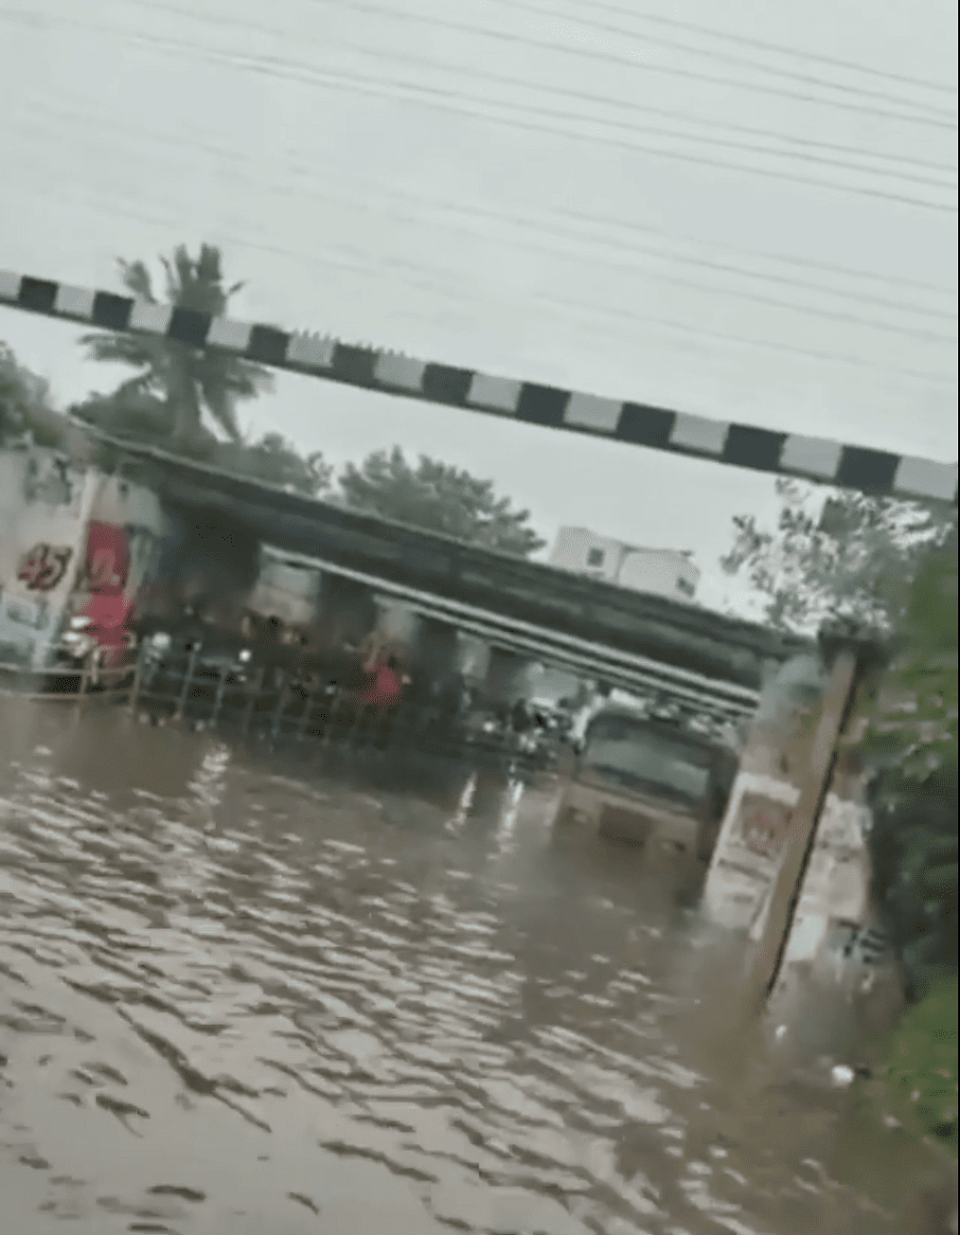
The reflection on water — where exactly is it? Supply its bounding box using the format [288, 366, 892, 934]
[0, 699, 937, 1234]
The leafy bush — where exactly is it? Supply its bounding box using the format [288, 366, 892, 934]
[882, 976, 958, 1155]
[858, 538, 958, 1003]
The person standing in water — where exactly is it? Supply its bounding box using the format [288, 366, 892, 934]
[355, 652, 405, 745]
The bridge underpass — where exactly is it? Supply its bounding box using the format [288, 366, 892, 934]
[3, 266, 939, 1040]
[95, 432, 810, 728]
[5, 265, 952, 725]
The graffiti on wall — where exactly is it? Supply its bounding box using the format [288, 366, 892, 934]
[16, 543, 73, 592]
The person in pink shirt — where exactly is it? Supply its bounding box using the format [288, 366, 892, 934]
[359, 653, 404, 713]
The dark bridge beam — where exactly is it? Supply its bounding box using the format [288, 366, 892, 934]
[104, 438, 808, 694]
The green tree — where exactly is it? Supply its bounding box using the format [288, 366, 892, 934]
[78, 244, 273, 448]
[721, 478, 955, 633]
[213, 433, 333, 498]
[0, 341, 63, 448]
[71, 386, 174, 448]
[337, 446, 545, 557]
[881, 976, 957, 1156]
[860, 533, 958, 1002]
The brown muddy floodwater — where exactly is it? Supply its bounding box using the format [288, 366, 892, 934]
[0, 697, 940, 1234]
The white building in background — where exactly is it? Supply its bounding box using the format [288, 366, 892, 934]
[548, 526, 700, 602]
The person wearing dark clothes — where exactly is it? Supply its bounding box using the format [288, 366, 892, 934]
[511, 699, 531, 734]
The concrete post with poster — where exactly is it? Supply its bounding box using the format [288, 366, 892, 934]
[702, 622, 901, 1048]
[0, 445, 99, 673]
[0, 443, 170, 685]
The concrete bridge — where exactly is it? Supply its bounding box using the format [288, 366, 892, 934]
[98, 433, 810, 725]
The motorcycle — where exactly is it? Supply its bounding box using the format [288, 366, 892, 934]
[50, 613, 137, 692]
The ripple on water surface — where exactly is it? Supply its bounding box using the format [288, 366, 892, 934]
[0, 700, 931, 1233]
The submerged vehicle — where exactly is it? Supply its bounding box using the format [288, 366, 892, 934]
[552, 704, 739, 863]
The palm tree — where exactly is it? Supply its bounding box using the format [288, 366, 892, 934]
[80, 244, 273, 449]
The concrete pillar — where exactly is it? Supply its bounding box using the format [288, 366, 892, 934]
[367, 598, 418, 660]
[702, 652, 832, 932]
[412, 616, 460, 682]
[459, 636, 490, 686]
[316, 573, 377, 650]
[483, 646, 533, 707]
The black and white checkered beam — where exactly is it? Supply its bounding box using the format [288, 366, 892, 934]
[2, 270, 956, 505]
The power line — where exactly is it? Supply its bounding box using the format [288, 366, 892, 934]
[496, 0, 958, 118]
[18, 93, 953, 323]
[554, 207, 957, 298]
[66, 104, 948, 337]
[65, 15, 957, 213]
[516, 0, 959, 97]
[3, 171, 955, 387]
[28, 79, 958, 298]
[314, 0, 959, 130]
[268, 33, 960, 184]
[13, 94, 960, 327]
[260, 176, 958, 341]
[11, 4, 954, 202]
[112, 0, 960, 182]
[86, 0, 958, 132]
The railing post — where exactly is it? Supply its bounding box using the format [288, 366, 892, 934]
[128, 643, 144, 715]
[320, 686, 340, 747]
[210, 664, 227, 729]
[241, 666, 263, 737]
[270, 671, 290, 743]
[174, 641, 200, 723]
[296, 681, 316, 742]
[77, 650, 90, 698]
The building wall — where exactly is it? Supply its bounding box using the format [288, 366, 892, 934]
[619, 548, 700, 600]
[549, 526, 622, 582]
[549, 526, 700, 601]
[0, 448, 96, 667]
[0, 448, 178, 667]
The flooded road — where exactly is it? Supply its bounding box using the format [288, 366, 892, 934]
[0, 699, 934, 1234]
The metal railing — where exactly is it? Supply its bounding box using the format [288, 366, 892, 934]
[1, 637, 562, 770]
[130, 642, 558, 769]
[0, 647, 139, 702]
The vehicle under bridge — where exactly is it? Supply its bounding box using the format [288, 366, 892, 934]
[97, 434, 809, 729]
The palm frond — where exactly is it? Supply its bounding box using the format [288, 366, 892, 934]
[78, 331, 163, 369]
[199, 372, 242, 442]
[117, 259, 156, 301]
[196, 244, 223, 289]
[200, 351, 274, 399]
[160, 253, 181, 304]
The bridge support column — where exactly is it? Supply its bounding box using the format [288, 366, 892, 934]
[316, 573, 378, 650]
[412, 616, 460, 682]
[483, 646, 533, 708]
[369, 599, 418, 658]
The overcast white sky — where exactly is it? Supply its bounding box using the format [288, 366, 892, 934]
[1, 0, 957, 615]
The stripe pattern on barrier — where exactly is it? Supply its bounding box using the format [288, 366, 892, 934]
[1, 270, 955, 505]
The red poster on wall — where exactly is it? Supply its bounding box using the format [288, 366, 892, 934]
[84, 521, 130, 595]
[79, 522, 134, 666]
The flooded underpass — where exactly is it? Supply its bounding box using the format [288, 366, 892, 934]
[0, 698, 941, 1235]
